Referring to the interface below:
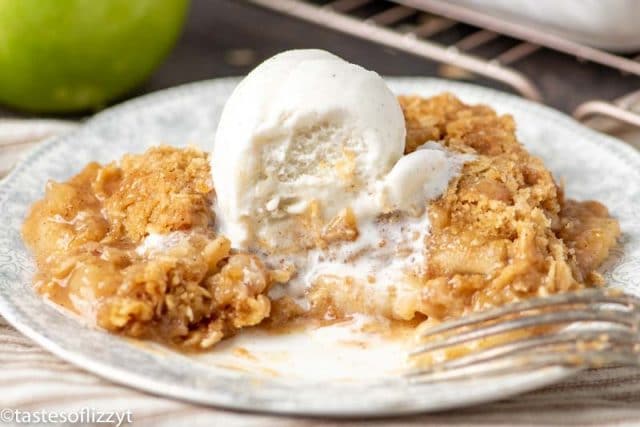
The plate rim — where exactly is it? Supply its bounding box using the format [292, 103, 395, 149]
[1, 76, 638, 416]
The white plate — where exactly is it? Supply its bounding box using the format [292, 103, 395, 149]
[1, 78, 639, 416]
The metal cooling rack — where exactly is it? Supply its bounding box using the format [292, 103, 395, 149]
[247, 0, 640, 130]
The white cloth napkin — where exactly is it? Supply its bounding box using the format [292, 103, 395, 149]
[0, 119, 78, 178]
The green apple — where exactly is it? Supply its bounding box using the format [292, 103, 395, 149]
[0, 0, 189, 113]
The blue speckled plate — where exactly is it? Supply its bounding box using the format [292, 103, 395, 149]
[1, 78, 639, 416]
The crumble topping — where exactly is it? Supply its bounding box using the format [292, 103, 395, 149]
[400, 94, 620, 319]
[23, 146, 284, 349]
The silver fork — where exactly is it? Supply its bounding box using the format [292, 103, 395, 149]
[407, 288, 640, 383]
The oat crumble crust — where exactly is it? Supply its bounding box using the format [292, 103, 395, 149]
[22, 94, 621, 349]
[399, 93, 620, 319]
[23, 147, 285, 349]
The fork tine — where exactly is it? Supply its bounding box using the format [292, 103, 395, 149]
[416, 289, 640, 340]
[410, 307, 638, 357]
[407, 328, 638, 376]
[408, 348, 640, 384]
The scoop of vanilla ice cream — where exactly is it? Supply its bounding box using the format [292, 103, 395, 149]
[212, 49, 406, 249]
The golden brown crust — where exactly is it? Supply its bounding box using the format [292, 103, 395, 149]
[102, 146, 214, 241]
[22, 146, 275, 349]
[400, 94, 620, 320]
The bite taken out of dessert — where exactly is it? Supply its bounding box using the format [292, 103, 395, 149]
[22, 49, 620, 351]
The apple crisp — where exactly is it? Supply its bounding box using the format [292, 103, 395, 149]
[399, 93, 620, 320]
[23, 147, 286, 349]
[22, 94, 620, 349]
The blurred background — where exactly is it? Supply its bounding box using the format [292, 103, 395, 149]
[141, 0, 640, 116]
[1, 0, 639, 174]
